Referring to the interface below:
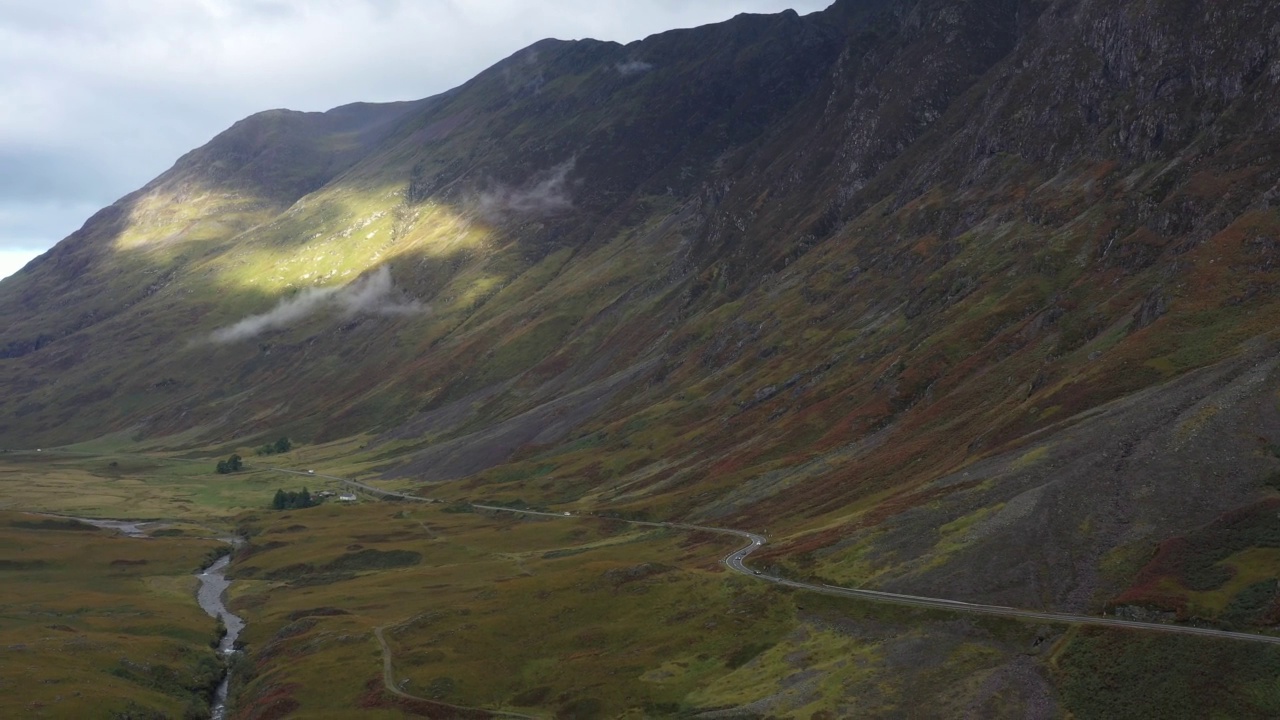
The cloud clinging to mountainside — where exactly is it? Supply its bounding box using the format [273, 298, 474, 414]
[208, 266, 422, 343]
[477, 160, 577, 220]
[615, 60, 655, 75]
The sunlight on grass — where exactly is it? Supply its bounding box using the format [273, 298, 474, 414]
[111, 177, 499, 321]
[115, 187, 275, 252]
[204, 188, 494, 294]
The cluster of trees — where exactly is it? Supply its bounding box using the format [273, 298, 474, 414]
[256, 437, 292, 456]
[271, 488, 319, 510]
[215, 454, 243, 474]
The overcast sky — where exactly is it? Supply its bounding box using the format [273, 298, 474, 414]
[0, 0, 831, 280]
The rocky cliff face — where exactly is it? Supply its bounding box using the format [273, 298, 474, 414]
[5, 0, 1280, 620]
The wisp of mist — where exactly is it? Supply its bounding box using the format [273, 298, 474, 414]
[207, 266, 422, 343]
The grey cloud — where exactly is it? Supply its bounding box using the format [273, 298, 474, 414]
[207, 266, 423, 343]
[0, 150, 126, 200]
[616, 60, 654, 76]
[0, 200, 104, 252]
[0, 2, 99, 34]
[477, 160, 576, 221]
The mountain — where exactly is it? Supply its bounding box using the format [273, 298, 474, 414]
[6, 0, 1280, 695]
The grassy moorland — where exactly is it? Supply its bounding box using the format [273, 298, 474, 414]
[0, 451, 283, 530]
[222, 500, 1280, 719]
[222, 500, 1059, 719]
[7, 1, 1280, 717]
[0, 510, 226, 718]
[7, 445, 1280, 717]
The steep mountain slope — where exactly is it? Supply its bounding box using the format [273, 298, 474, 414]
[5, 0, 1280, 634]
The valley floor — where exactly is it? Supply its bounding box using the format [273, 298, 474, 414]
[5, 447, 1280, 718]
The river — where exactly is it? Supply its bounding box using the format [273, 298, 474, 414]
[41, 514, 245, 719]
[197, 551, 245, 720]
[60, 515, 155, 537]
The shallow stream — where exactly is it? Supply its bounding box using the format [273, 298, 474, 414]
[197, 552, 245, 720]
[63, 516, 154, 537]
[45, 513, 245, 719]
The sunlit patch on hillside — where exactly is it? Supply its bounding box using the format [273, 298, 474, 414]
[114, 186, 276, 252]
[207, 187, 495, 296]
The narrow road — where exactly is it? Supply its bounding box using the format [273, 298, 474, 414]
[273, 467, 439, 503]
[372, 624, 538, 719]
[20, 450, 1280, 646]
[471, 506, 1280, 647]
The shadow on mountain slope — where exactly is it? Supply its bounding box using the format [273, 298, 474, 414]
[3, 2, 1280, 633]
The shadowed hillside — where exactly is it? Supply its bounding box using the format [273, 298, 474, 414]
[6, 5, 1280, 711]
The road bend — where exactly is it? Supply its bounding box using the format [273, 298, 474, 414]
[471, 506, 1280, 647]
[20, 450, 1280, 647]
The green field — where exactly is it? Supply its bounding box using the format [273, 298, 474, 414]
[222, 501, 1060, 719]
[0, 450, 357, 530]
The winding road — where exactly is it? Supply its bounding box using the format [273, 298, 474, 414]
[468, 505, 1280, 647]
[20, 449, 1280, 649]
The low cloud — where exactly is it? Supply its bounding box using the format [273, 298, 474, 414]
[476, 159, 576, 221]
[208, 266, 422, 343]
[615, 60, 654, 76]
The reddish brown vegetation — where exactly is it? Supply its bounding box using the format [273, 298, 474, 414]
[234, 684, 302, 720]
[1111, 499, 1280, 618]
[356, 678, 494, 719]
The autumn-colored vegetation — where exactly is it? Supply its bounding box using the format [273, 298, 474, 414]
[0, 510, 226, 718]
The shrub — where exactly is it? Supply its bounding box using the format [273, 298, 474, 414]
[256, 437, 293, 456]
[215, 454, 243, 474]
[1221, 580, 1280, 629]
[1057, 628, 1280, 718]
[271, 488, 317, 510]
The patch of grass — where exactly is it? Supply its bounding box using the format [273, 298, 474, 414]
[324, 548, 421, 573]
[0, 453, 289, 527]
[1010, 445, 1049, 470]
[1115, 500, 1280, 616]
[224, 504, 804, 716]
[10, 517, 99, 531]
[0, 510, 226, 718]
[1220, 579, 1279, 629]
[1056, 628, 1280, 719]
[725, 642, 775, 669]
[0, 558, 51, 570]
